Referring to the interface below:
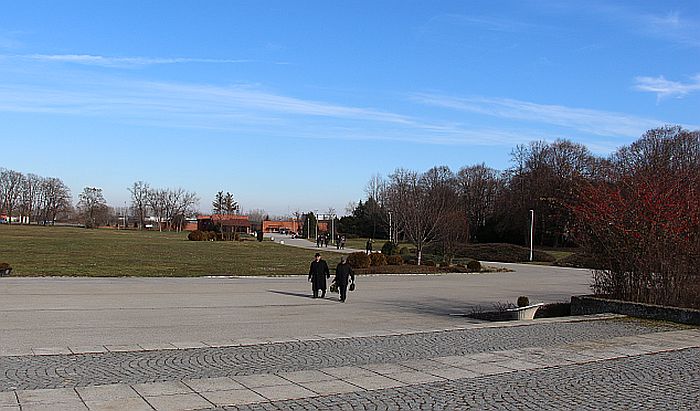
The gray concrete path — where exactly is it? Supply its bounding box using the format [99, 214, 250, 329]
[2, 262, 698, 410]
[0, 266, 591, 356]
[265, 233, 362, 253]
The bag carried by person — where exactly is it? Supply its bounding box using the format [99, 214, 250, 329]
[330, 281, 339, 293]
[349, 281, 355, 291]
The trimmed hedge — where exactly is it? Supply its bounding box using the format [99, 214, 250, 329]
[347, 252, 371, 268]
[448, 243, 556, 263]
[369, 252, 387, 266]
[381, 241, 398, 255]
[386, 255, 403, 265]
[554, 252, 601, 269]
[187, 230, 209, 241]
[466, 259, 482, 272]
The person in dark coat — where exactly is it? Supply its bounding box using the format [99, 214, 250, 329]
[334, 255, 355, 302]
[308, 252, 330, 298]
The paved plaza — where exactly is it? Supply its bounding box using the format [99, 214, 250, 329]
[1, 266, 698, 410]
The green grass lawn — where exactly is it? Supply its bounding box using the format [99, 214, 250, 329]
[0, 225, 345, 277]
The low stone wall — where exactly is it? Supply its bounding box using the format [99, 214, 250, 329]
[571, 295, 700, 326]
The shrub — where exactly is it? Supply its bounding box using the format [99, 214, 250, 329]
[381, 241, 398, 255]
[438, 261, 451, 268]
[451, 243, 556, 263]
[399, 247, 410, 255]
[0, 262, 11, 270]
[187, 230, 208, 241]
[347, 252, 371, 268]
[369, 252, 387, 266]
[517, 296, 530, 307]
[234, 232, 241, 241]
[386, 255, 404, 265]
[466, 260, 482, 272]
[534, 302, 571, 318]
[554, 253, 601, 269]
[423, 260, 436, 266]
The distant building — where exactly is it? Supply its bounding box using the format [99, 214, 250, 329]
[261, 220, 301, 233]
[197, 214, 251, 234]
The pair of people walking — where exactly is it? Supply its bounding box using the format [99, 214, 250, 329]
[308, 252, 355, 302]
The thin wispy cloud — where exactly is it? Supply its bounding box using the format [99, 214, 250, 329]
[0, 74, 532, 146]
[411, 93, 664, 138]
[634, 74, 700, 100]
[426, 14, 541, 33]
[14, 54, 254, 68]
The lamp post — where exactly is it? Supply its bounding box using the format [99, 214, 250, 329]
[314, 209, 319, 240]
[388, 210, 393, 243]
[529, 209, 534, 262]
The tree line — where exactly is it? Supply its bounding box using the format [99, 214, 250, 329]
[0, 173, 200, 231]
[128, 181, 199, 231]
[0, 169, 72, 225]
[340, 126, 698, 270]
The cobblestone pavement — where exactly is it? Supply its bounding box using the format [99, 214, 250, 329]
[0, 318, 698, 410]
[219, 348, 700, 411]
[0, 318, 682, 391]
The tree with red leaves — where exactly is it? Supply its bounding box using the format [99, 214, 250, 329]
[572, 126, 700, 308]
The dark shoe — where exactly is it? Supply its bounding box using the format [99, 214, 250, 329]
[321, 293, 326, 298]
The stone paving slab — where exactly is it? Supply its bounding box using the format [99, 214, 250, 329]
[215, 348, 700, 411]
[2, 325, 698, 410]
[0, 318, 689, 393]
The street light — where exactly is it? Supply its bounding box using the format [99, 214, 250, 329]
[529, 209, 534, 262]
[314, 209, 319, 240]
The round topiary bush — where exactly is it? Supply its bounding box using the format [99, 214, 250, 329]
[399, 247, 409, 255]
[517, 296, 530, 307]
[187, 230, 208, 241]
[381, 241, 398, 255]
[369, 252, 387, 266]
[347, 252, 371, 268]
[386, 255, 404, 265]
[466, 259, 482, 272]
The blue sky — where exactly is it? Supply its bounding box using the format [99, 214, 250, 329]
[0, 1, 698, 216]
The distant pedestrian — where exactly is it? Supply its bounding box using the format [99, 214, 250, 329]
[366, 238, 373, 254]
[316, 235, 321, 247]
[334, 256, 355, 303]
[308, 252, 330, 298]
[340, 235, 346, 249]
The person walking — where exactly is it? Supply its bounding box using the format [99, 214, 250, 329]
[308, 252, 330, 298]
[334, 256, 355, 303]
[365, 238, 373, 254]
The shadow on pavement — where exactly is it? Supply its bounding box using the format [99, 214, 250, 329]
[268, 289, 316, 299]
[377, 297, 479, 317]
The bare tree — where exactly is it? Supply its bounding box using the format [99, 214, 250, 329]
[38, 177, 71, 224]
[456, 164, 502, 241]
[77, 187, 107, 228]
[147, 188, 167, 231]
[384, 167, 459, 265]
[247, 208, 267, 223]
[19, 173, 41, 224]
[128, 181, 150, 229]
[0, 168, 24, 223]
[169, 188, 198, 231]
